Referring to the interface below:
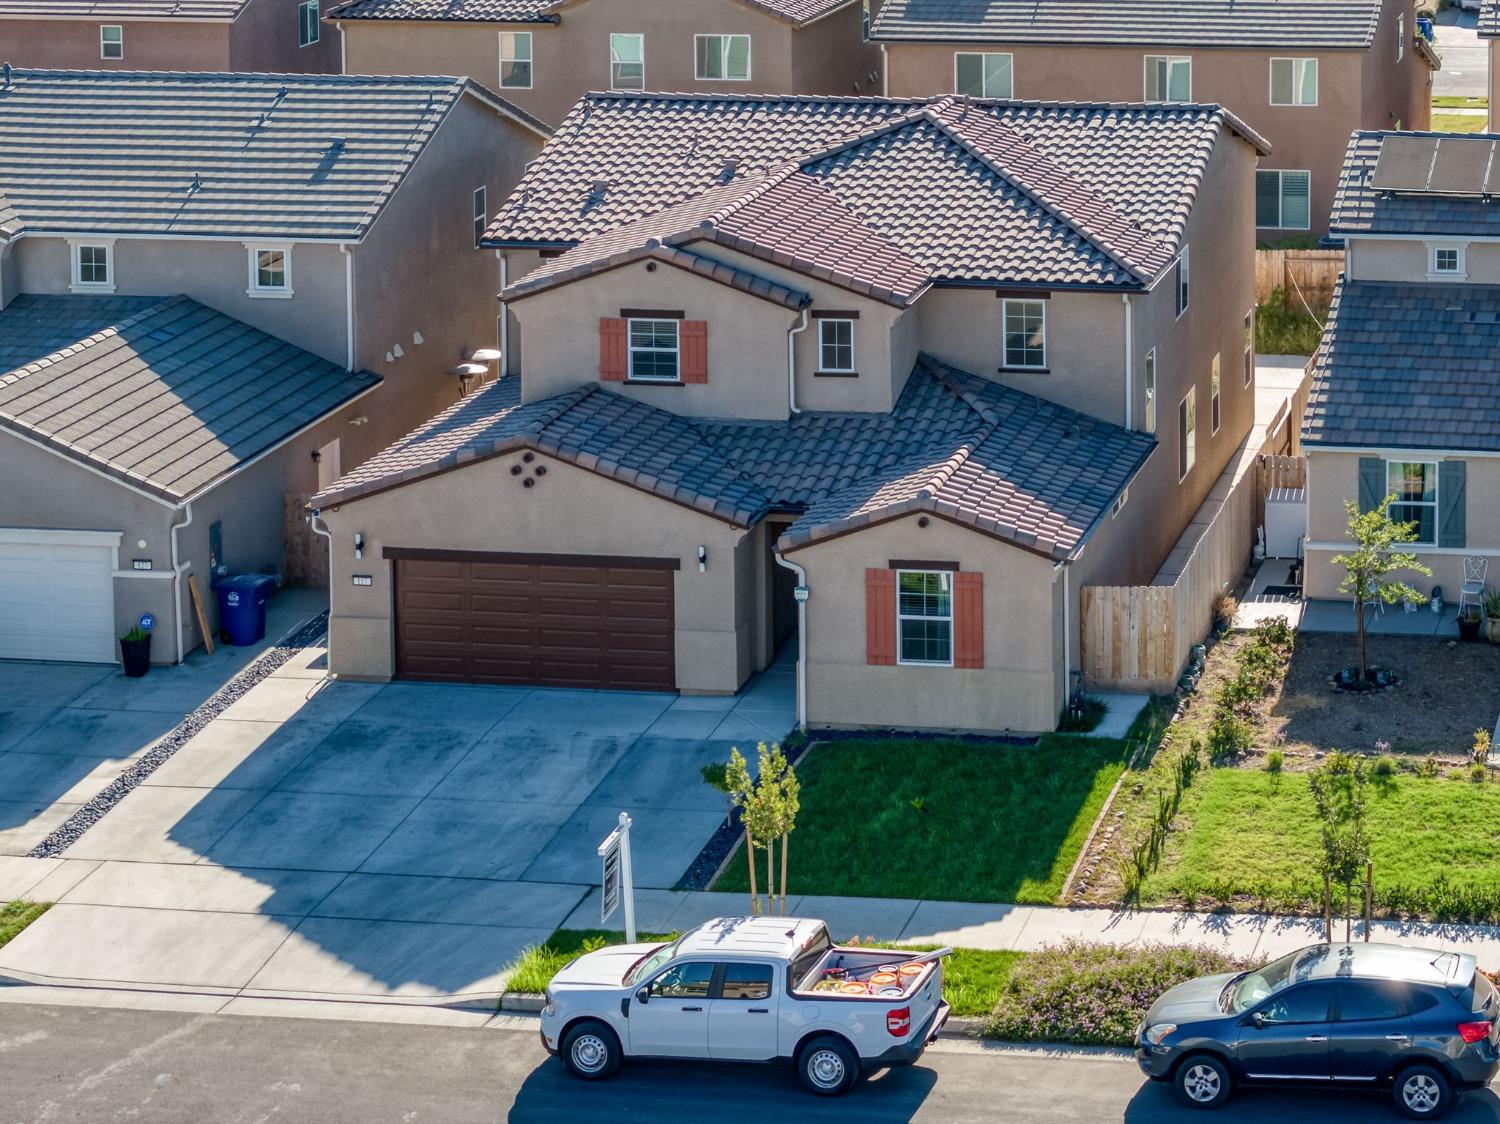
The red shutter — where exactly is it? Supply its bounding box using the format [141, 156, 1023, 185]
[681, 320, 708, 383]
[954, 571, 984, 669]
[865, 567, 896, 666]
[599, 318, 627, 381]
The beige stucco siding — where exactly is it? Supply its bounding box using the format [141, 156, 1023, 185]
[228, 0, 342, 73]
[320, 453, 754, 690]
[0, 17, 230, 69]
[1348, 237, 1500, 284]
[789, 513, 1063, 734]
[1360, 0, 1430, 132]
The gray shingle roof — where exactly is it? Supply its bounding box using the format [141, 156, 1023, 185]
[1303, 279, 1500, 454]
[871, 0, 1384, 48]
[488, 93, 1261, 291]
[1331, 130, 1500, 237]
[328, 0, 852, 24]
[0, 70, 545, 242]
[315, 355, 1152, 560]
[0, 0, 243, 15]
[0, 294, 380, 502]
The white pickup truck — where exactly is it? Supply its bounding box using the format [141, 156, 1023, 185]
[538, 916, 949, 1095]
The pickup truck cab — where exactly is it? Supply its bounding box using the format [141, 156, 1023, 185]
[539, 916, 949, 1095]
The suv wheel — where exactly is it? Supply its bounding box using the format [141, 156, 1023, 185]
[797, 1035, 858, 1096]
[560, 1020, 621, 1081]
[1173, 1054, 1232, 1109]
[1394, 1063, 1452, 1120]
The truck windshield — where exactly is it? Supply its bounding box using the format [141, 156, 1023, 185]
[624, 937, 684, 986]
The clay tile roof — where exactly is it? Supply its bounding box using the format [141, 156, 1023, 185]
[329, 0, 853, 24]
[1303, 279, 1500, 454]
[1331, 130, 1500, 237]
[0, 0, 248, 16]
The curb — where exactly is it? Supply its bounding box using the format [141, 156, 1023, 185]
[499, 994, 545, 1013]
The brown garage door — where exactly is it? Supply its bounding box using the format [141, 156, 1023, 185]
[392, 553, 676, 691]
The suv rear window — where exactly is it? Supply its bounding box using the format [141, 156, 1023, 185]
[1470, 970, 1497, 1016]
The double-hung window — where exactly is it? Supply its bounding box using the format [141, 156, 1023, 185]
[1255, 169, 1311, 230]
[298, 0, 319, 47]
[71, 242, 114, 292]
[1269, 57, 1317, 105]
[1243, 310, 1254, 387]
[818, 317, 855, 374]
[100, 24, 123, 59]
[1144, 55, 1191, 101]
[499, 31, 533, 89]
[628, 318, 680, 382]
[248, 246, 291, 297]
[472, 186, 487, 248]
[897, 570, 953, 666]
[1388, 461, 1437, 544]
[1179, 387, 1197, 481]
[1002, 298, 1046, 369]
[1210, 354, 1222, 435]
[610, 33, 644, 90]
[1144, 347, 1157, 433]
[1428, 243, 1466, 278]
[1175, 247, 1190, 317]
[954, 52, 1013, 98]
[696, 34, 750, 80]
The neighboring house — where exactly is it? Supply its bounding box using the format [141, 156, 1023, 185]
[1303, 130, 1500, 605]
[0, 0, 343, 72]
[329, 0, 882, 128]
[872, 0, 1439, 239]
[313, 92, 1264, 734]
[1480, 1, 1500, 128]
[0, 69, 547, 664]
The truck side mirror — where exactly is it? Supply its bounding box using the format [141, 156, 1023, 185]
[636, 987, 650, 1005]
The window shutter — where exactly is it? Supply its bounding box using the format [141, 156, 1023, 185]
[954, 571, 984, 669]
[681, 320, 708, 383]
[1357, 457, 1384, 513]
[865, 568, 896, 666]
[599, 318, 627, 381]
[1439, 459, 1467, 548]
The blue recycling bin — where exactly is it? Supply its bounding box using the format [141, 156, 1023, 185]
[215, 574, 275, 646]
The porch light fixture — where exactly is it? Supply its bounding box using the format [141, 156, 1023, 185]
[354, 533, 365, 560]
[698, 546, 707, 573]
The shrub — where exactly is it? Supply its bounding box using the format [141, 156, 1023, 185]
[984, 941, 1257, 1046]
[1058, 697, 1108, 733]
[1371, 755, 1398, 779]
[1473, 729, 1492, 768]
[1265, 749, 1284, 773]
[1206, 710, 1254, 761]
[1471, 763, 1487, 784]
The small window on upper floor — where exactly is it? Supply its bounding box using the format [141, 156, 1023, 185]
[1144, 347, 1157, 433]
[1210, 353, 1222, 435]
[954, 52, 1012, 98]
[696, 34, 750, 81]
[1144, 55, 1190, 101]
[71, 241, 114, 292]
[817, 316, 856, 374]
[628, 318, 680, 382]
[1397, 12, 1405, 62]
[1428, 243, 1466, 279]
[499, 31, 533, 89]
[100, 24, 123, 59]
[248, 246, 292, 297]
[1001, 298, 1046, 370]
[1175, 247, 1190, 318]
[1269, 58, 1317, 106]
[298, 0, 319, 47]
[473, 186, 487, 248]
[1179, 386, 1197, 482]
[610, 33, 645, 90]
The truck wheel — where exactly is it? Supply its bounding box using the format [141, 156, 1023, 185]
[1172, 1053, 1231, 1109]
[1394, 1064, 1452, 1119]
[560, 1020, 621, 1081]
[797, 1035, 858, 1096]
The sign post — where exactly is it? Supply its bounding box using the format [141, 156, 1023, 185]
[597, 811, 636, 942]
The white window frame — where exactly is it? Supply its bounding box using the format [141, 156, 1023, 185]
[498, 30, 533, 90]
[100, 24, 123, 59]
[472, 186, 487, 249]
[895, 569, 954, 668]
[1386, 460, 1437, 546]
[1210, 353, 1222, 435]
[1268, 57, 1317, 106]
[953, 51, 1013, 98]
[1427, 242, 1467, 279]
[1256, 169, 1312, 231]
[70, 240, 115, 293]
[1243, 310, 1254, 388]
[1001, 298, 1047, 370]
[1175, 246, 1190, 318]
[817, 318, 855, 374]
[1144, 347, 1157, 433]
[610, 32, 645, 90]
[1179, 387, 1197, 482]
[298, 0, 319, 47]
[1397, 12, 1405, 63]
[1144, 55, 1191, 101]
[695, 33, 751, 81]
[246, 244, 293, 298]
[627, 317, 681, 382]
[1111, 487, 1130, 518]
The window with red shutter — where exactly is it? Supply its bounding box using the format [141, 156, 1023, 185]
[681, 320, 708, 383]
[599, 317, 627, 380]
[865, 568, 896, 665]
[954, 572, 984, 669]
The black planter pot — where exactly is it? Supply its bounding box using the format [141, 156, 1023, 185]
[1458, 614, 1483, 643]
[120, 634, 152, 678]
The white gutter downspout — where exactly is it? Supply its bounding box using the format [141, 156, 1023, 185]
[1122, 293, 1134, 429]
[310, 511, 335, 666]
[787, 308, 809, 415]
[499, 249, 510, 379]
[773, 548, 808, 732]
[879, 43, 889, 97]
[340, 245, 356, 371]
[1053, 557, 1071, 703]
[169, 502, 194, 665]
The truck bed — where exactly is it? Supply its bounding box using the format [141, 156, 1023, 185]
[792, 945, 941, 1000]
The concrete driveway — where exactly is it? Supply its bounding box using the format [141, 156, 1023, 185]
[0, 636, 794, 1006]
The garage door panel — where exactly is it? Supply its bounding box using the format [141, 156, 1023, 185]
[0, 535, 117, 663]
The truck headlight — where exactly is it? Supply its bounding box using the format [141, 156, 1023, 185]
[1142, 1023, 1177, 1046]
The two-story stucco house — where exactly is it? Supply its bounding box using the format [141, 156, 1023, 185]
[0, 69, 547, 665]
[872, 0, 1438, 240]
[1479, 1, 1500, 128]
[312, 92, 1264, 734]
[0, 0, 344, 72]
[1302, 130, 1500, 608]
[329, 0, 883, 128]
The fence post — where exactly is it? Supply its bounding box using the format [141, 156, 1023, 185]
[1364, 861, 1373, 942]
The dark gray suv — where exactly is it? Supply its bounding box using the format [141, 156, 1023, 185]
[1135, 943, 1499, 1119]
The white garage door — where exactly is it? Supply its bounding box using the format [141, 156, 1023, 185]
[0, 530, 120, 663]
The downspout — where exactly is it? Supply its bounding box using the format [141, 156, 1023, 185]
[1054, 557, 1071, 708]
[1121, 293, 1134, 429]
[310, 510, 334, 666]
[499, 249, 510, 379]
[879, 43, 889, 97]
[340, 244, 356, 371]
[787, 308, 809, 415]
[169, 502, 194, 666]
[773, 548, 808, 732]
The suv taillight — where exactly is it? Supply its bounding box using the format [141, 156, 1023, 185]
[887, 1007, 911, 1037]
[1457, 1021, 1491, 1044]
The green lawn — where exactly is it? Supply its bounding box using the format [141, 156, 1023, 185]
[1432, 112, 1488, 134]
[1432, 95, 1488, 109]
[504, 929, 675, 995]
[713, 736, 1133, 904]
[1143, 768, 1500, 918]
[0, 901, 49, 950]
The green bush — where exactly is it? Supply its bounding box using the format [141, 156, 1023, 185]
[1372, 755, 1398, 778]
[984, 941, 1256, 1046]
[1265, 750, 1284, 773]
[1256, 289, 1326, 356]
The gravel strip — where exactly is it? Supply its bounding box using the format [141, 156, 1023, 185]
[27, 610, 331, 859]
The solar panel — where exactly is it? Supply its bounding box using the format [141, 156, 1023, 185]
[1370, 135, 1438, 192]
[1429, 137, 1494, 196]
[1370, 135, 1500, 196]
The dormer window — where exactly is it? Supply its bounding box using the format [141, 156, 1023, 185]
[628, 318, 680, 381]
[1428, 243, 1466, 279]
[70, 241, 114, 292]
[247, 245, 292, 297]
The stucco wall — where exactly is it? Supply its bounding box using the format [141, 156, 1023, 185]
[320, 452, 754, 690]
[790, 1, 882, 96]
[229, 0, 342, 73]
[1360, 0, 1430, 132]
[1348, 236, 1500, 284]
[0, 17, 230, 68]
[787, 513, 1063, 733]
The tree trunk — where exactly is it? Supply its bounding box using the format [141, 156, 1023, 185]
[766, 836, 776, 917]
[1356, 597, 1368, 681]
[1323, 873, 1332, 942]
[1345, 880, 1353, 943]
[745, 830, 760, 916]
[780, 833, 789, 917]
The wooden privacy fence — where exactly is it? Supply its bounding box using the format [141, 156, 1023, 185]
[283, 493, 329, 589]
[1261, 454, 1306, 491]
[1254, 249, 1344, 309]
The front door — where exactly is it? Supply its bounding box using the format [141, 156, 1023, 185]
[1330, 980, 1413, 1083]
[708, 962, 779, 1060]
[629, 961, 713, 1058]
[1238, 982, 1336, 1081]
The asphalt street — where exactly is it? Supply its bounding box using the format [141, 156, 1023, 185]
[2, 1003, 1500, 1123]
